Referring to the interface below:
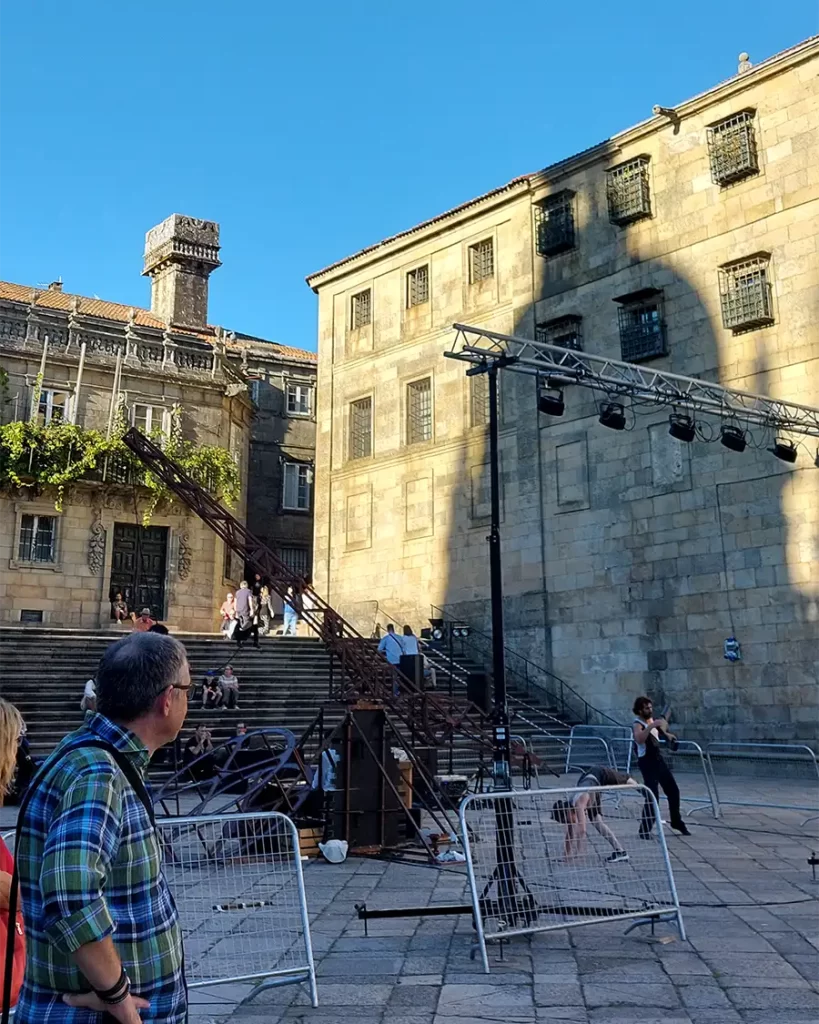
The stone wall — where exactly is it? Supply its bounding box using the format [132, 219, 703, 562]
[309, 41, 819, 741]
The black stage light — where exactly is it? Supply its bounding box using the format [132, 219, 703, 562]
[428, 618, 445, 641]
[538, 389, 565, 416]
[768, 439, 797, 463]
[669, 414, 696, 443]
[720, 425, 747, 452]
[599, 402, 626, 431]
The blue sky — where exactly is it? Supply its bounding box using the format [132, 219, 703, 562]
[1, 2, 816, 351]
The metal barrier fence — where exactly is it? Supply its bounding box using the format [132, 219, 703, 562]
[565, 725, 632, 773]
[460, 785, 685, 973]
[705, 742, 819, 821]
[663, 740, 720, 819]
[158, 811, 318, 1005]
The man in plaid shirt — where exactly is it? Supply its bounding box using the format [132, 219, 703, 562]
[16, 632, 191, 1023]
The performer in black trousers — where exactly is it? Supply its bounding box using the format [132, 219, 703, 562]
[632, 696, 691, 836]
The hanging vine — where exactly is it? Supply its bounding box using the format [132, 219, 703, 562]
[0, 420, 240, 520]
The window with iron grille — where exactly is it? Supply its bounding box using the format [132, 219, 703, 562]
[718, 255, 774, 331]
[615, 291, 666, 361]
[407, 378, 432, 444]
[535, 315, 583, 351]
[534, 192, 575, 257]
[606, 157, 652, 224]
[470, 372, 490, 427]
[469, 239, 494, 283]
[286, 382, 313, 416]
[18, 514, 56, 563]
[407, 266, 429, 307]
[349, 397, 373, 460]
[707, 110, 758, 186]
[282, 463, 312, 510]
[351, 289, 372, 329]
[278, 546, 311, 577]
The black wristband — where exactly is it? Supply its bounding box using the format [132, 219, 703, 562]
[95, 967, 130, 1004]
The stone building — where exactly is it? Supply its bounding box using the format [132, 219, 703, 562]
[0, 214, 316, 631]
[233, 335, 317, 587]
[306, 38, 819, 741]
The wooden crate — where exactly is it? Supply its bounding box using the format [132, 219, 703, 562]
[397, 762, 413, 809]
[299, 827, 323, 857]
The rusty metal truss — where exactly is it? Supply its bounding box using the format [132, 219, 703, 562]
[448, 323, 819, 439]
[121, 428, 490, 751]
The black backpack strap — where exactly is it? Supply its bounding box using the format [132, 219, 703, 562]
[1, 738, 155, 1022]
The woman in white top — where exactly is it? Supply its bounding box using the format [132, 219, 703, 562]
[401, 625, 420, 655]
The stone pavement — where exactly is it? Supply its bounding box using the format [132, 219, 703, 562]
[187, 789, 819, 1024]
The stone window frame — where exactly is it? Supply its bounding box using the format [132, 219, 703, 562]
[468, 238, 495, 284]
[9, 502, 63, 573]
[130, 402, 170, 437]
[533, 190, 576, 257]
[717, 253, 775, 332]
[406, 265, 430, 308]
[614, 288, 666, 362]
[281, 461, 313, 513]
[535, 315, 583, 352]
[286, 380, 314, 417]
[35, 388, 71, 426]
[348, 394, 374, 462]
[405, 375, 434, 447]
[605, 156, 652, 225]
[706, 109, 759, 187]
[350, 289, 372, 330]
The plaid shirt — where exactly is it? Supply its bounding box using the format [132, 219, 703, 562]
[16, 714, 186, 1023]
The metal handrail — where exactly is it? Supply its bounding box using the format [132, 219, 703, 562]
[429, 603, 623, 728]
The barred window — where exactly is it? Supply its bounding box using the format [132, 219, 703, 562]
[286, 382, 313, 416]
[707, 110, 758, 186]
[278, 546, 311, 577]
[407, 378, 432, 444]
[349, 397, 373, 460]
[351, 289, 372, 329]
[282, 463, 312, 510]
[718, 255, 774, 331]
[469, 239, 494, 282]
[606, 157, 652, 224]
[407, 265, 429, 307]
[534, 192, 575, 257]
[18, 514, 56, 563]
[535, 315, 583, 351]
[615, 290, 666, 361]
[470, 372, 490, 427]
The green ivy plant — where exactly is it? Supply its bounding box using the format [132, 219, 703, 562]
[0, 420, 240, 520]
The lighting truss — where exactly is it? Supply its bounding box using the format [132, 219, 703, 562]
[447, 323, 819, 439]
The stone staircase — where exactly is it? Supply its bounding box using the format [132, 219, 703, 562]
[0, 629, 580, 781]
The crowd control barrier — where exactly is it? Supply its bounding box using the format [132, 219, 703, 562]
[662, 740, 721, 818]
[565, 725, 632, 773]
[459, 785, 685, 973]
[705, 742, 819, 822]
[158, 811, 318, 1005]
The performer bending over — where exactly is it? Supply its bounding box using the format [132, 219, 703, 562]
[552, 765, 637, 862]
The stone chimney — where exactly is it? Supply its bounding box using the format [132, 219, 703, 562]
[142, 214, 221, 329]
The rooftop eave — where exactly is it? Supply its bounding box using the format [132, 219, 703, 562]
[305, 177, 533, 291]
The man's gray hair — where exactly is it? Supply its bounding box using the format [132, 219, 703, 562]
[97, 632, 188, 721]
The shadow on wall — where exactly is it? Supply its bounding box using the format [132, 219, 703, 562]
[441, 167, 818, 743]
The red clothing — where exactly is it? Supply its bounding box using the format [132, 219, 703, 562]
[0, 836, 25, 1007]
[133, 615, 156, 632]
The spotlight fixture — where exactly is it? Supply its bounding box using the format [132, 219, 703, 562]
[768, 438, 797, 463]
[720, 425, 747, 453]
[668, 414, 696, 443]
[452, 625, 472, 639]
[428, 618, 445, 641]
[538, 389, 565, 416]
[599, 402, 626, 431]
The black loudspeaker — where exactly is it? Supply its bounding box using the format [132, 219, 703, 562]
[399, 654, 424, 688]
[332, 710, 401, 850]
[467, 671, 492, 714]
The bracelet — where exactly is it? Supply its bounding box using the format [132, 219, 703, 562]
[95, 968, 131, 1005]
